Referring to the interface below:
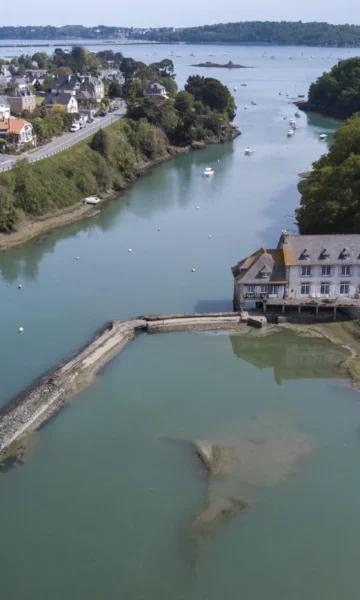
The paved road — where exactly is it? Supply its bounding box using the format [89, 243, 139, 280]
[0, 102, 126, 173]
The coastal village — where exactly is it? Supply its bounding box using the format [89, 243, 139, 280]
[0, 49, 170, 152]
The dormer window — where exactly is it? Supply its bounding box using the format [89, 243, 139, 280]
[259, 266, 271, 279]
[339, 247, 350, 259]
[320, 248, 330, 259]
[299, 249, 310, 260]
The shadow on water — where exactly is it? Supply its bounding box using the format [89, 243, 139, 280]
[229, 329, 349, 385]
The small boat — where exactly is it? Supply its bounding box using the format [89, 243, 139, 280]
[244, 147, 255, 156]
[319, 133, 328, 140]
[251, 100, 257, 105]
[289, 119, 296, 127]
[233, 86, 238, 91]
[295, 111, 301, 118]
[203, 167, 214, 177]
[287, 129, 295, 137]
[84, 195, 101, 205]
[244, 105, 248, 110]
[241, 83, 247, 87]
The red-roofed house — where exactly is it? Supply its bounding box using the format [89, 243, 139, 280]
[0, 117, 35, 148]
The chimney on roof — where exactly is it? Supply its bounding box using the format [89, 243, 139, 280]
[279, 229, 289, 247]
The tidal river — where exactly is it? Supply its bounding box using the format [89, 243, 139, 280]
[0, 44, 360, 599]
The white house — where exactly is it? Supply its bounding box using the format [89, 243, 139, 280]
[0, 96, 10, 120]
[45, 92, 79, 114]
[0, 117, 35, 147]
[232, 233, 360, 308]
[144, 82, 168, 98]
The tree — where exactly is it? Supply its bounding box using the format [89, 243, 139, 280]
[90, 129, 110, 159]
[174, 91, 193, 114]
[0, 185, 18, 232]
[297, 114, 360, 233]
[185, 76, 235, 118]
[108, 81, 123, 98]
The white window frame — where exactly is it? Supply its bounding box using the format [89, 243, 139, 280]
[300, 282, 311, 296]
[301, 265, 312, 277]
[321, 265, 332, 277]
[268, 285, 278, 296]
[340, 282, 350, 295]
[320, 282, 330, 295]
[340, 265, 351, 276]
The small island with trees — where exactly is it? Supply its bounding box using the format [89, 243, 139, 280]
[191, 60, 250, 69]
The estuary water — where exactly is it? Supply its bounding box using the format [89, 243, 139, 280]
[0, 44, 360, 599]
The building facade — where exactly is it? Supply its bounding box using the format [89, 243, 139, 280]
[232, 233, 360, 308]
[7, 93, 36, 114]
[0, 117, 35, 148]
[0, 96, 10, 120]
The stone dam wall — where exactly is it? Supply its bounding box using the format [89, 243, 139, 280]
[0, 312, 249, 457]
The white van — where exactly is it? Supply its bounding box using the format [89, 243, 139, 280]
[70, 122, 80, 133]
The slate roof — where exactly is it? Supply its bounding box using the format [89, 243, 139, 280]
[45, 92, 76, 107]
[232, 248, 287, 284]
[281, 234, 360, 266]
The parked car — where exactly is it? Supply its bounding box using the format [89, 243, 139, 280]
[99, 111, 107, 117]
[70, 122, 80, 132]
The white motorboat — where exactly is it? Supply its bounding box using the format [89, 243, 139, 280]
[319, 133, 328, 140]
[251, 100, 257, 105]
[289, 119, 296, 128]
[244, 147, 255, 156]
[287, 129, 295, 137]
[203, 167, 215, 176]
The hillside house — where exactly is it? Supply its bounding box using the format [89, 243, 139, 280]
[232, 232, 360, 309]
[0, 96, 10, 120]
[45, 92, 78, 113]
[144, 82, 168, 98]
[0, 117, 35, 148]
[7, 92, 36, 114]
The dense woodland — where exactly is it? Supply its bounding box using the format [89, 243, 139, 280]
[138, 22, 360, 47]
[2, 22, 360, 47]
[303, 57, 360, 118]
[297, 115, 360, 234]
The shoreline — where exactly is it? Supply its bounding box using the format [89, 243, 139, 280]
[0, 131, 240, 252]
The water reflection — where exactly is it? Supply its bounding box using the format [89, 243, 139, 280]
[230, 329, 348, 384]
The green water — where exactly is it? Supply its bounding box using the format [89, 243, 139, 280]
[0, 44, 359, 598]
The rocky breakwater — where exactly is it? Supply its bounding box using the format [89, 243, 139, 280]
[0, 319, 146, 459]
[0, 312, 250, 462]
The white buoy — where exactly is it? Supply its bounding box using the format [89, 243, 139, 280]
[75, 256, 80, 260]
[208, 234, 213, 238]
[191, 268, 196, 272]
[18, 327, 24, 333]
[128, 248, 133, 253]
[157, 227, 161, 231]
[196, 206, 200, 210]
[17, 283, 22, 289]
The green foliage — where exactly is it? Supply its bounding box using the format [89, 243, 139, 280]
[185, 76, 236, 119]
[297, 115, 360, 233]
[308, 58, 360, 118]
[134, 22, 360, 47]
[90, 128, 110, 159]
[0, 185, 18, 232]
[0, 119, 170, 232]
[108, 81, 123, 98]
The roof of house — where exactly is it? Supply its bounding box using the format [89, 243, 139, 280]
[232, 248, 287, 284]
[145, 82, 166, 93]
[281, 234, 360, 266]
[0, 118, 31, 134]
[46, 92, 77, 107]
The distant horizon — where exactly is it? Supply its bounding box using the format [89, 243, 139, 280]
[3, 19, 360, 29]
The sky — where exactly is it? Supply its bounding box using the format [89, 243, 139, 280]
[4, 0, 360, 28]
